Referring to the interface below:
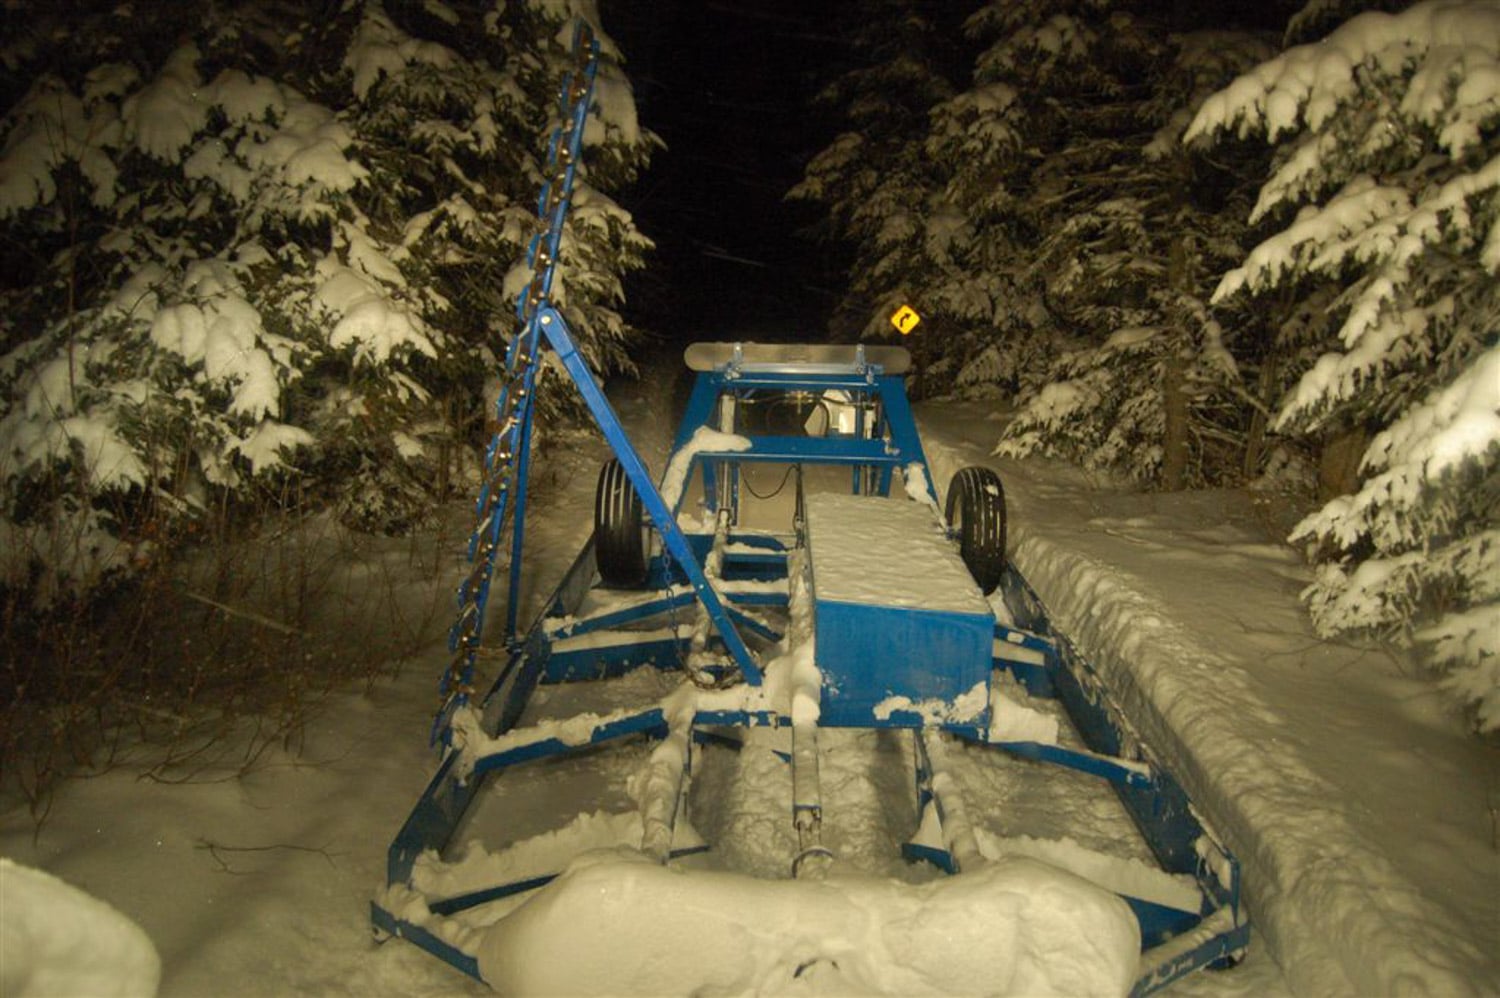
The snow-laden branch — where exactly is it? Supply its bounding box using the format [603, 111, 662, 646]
[1186, 2, 1500, 149]
[1189, 0, 1500, 729]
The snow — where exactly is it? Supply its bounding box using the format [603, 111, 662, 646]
[476, 851, 1139, 997]
[344, 4, 459, 100]
[122, 45, 208, 161]
[317, 258, 437, 365]
[0, 78, 123, 216]
[970, 832, 1200, 914]
[874, 681, 991, 727]
[232, 420, 315, 475]
[923, 399, 1500, 996]
[1187, 4, 1500, 144]
[2, 366, 1496, 997]
[803, 492, 989, 614]
[0, 858, 160, 997]
[986, 685, 1061, 744]
[658, 425, 751, 510]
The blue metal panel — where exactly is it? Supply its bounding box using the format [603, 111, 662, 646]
[544, 637, 684, 682]
[813, 599, 992, 727]
[692, 436, 902, 468]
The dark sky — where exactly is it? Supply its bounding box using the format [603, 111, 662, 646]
[601, 2, 853, 345]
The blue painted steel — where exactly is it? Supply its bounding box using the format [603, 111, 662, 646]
[991, 623, 1056, 696]
[536, 307, 762, 685]
[692, 436, 902, 467]
[999, 565, 1220, 881]
[1133, 920, 1251, 997]
[371, 902, 482, 981]
[380, 23, 1248, 986]
[470, 708, 667, 776]
[1123, 896, 1204, 950]
[813, 600, 992, 727]
[544, 636, 684, 682]
[439, 23, 600, 739]
[972, 736, 1157, 790]
[546, 590, 697, 639]
[803, 491, 992, 728]
[503, 348, 540, 644]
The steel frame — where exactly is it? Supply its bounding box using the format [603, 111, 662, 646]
[374, 17, 1247, 994]
[374, 334, 1248, 994]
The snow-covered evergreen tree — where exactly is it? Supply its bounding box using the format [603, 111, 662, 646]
[0, 0, 654, 599]
[1186, 0, 1500, 730]
[788, 0, 961, 379]
[972, 3, 1275, 486]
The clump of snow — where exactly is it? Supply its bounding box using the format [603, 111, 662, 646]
[788, 638, 822, 727]
[0, 858, 160, 997]
[476, 851, 1140, 996]
[232, 420, 315, 475]
[987, 685, 1061, 743]
[875, 681, 991, 727]
[973, 832, 1201, 914]
[0, 77, 124, 216]
[901, 461, 939, 508]
[343, 3, 458, 100]
[120, 44, 207, 161]
[658, 426, 751, 510]
[316, 256, 436, 365]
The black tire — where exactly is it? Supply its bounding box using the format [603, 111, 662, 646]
[594, 458, 649, 587]
[945, 466, 1007, 595]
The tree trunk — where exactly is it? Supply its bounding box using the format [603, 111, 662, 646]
[1160, 234, 1193, 490]
[1242, 356, 1278, 481]
[1318, 425, 1369, 502]
[1161, 352, 1189, 490]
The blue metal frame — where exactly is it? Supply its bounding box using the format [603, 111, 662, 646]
[375, 18, 1248, 996]
[375, 339, 1249, 992]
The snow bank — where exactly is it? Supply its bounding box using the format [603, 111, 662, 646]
[1010, 531, 1495, 995]
[0, 858, 160, 997]
[476, 850, 1140, 996]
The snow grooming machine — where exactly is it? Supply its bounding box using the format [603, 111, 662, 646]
[372, 22, 1248, 996]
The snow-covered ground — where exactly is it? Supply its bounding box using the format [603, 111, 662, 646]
[2, 357, 1496, 996]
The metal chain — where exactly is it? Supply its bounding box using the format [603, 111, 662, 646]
[434, 24, 600, 740]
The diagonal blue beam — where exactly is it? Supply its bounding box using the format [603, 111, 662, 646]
[534, 306, 762, 685]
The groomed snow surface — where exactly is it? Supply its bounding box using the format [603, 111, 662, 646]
[2, 370, 1496, 996]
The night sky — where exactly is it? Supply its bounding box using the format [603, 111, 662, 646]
[602, 2, 854, 345]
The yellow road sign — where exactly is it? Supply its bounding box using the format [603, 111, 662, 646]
[890, 304, 921, 335]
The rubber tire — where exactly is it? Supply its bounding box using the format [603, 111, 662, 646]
[594, 458, 649, 587]
[946, 466, 1007, 595]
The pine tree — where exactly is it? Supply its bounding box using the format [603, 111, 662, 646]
[0, 0, 655, 599]
[788, 0, 962, 381]
[971, 3, 1275, 486]
[1186, 0, 1500, 730]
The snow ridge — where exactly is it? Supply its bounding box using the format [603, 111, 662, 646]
[1011, 529, 1495, 995]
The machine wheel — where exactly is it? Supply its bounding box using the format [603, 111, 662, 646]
[594, 458, 649, 587]
[946, 466, 1007, 594]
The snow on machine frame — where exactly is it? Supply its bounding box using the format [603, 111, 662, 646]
[371, 22, 1248, 996]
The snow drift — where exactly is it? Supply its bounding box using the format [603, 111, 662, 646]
[476, 849, 1141, 996]
[0, 858, 160, 997]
